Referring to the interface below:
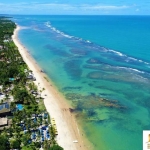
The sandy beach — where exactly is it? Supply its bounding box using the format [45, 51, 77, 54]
[12, 25, 89, 150]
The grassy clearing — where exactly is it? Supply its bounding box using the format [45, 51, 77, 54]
[38, 99, 46, 111]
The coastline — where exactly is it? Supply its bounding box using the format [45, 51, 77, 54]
[12, 25, 89, 150]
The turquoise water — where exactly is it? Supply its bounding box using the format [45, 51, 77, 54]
[12, 15, 150, 150]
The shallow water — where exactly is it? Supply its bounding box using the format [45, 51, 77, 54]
[12, 15, 150, 150]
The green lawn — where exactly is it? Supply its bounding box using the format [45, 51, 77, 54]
[38, 99, 46, 111]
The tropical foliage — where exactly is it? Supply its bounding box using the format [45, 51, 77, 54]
[0, 17, 63, 150]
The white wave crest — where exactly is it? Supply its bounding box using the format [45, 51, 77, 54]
[44, 21, 150, 66]
[108, 49, 150, 65]
[109, 49, 125, 57]
[86, 40, 92, 43]
[115, 66, 145, 74]
[45, 21, 73, 39]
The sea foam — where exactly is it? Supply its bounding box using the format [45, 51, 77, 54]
[45, 21, 73, 39]
[44, 21, 150, 70]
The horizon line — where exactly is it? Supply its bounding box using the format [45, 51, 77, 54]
[1, 14, 150, 16]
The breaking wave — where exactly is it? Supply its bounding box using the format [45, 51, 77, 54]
[45, 21, 73, 38]
[44, 21, 150, 70]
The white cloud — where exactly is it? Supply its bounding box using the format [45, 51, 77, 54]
[34, 3, 130, 11]
[0, 2, 131, 14]
[81, 4, 129, 10]
[136, 8, 139, 12]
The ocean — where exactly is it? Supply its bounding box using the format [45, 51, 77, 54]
[11, 15, 150, 150]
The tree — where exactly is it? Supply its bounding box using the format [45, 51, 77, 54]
[35, 142, 41, 148]
[49, 145, 63, 150]
[11, 139, 20, 149]
[43, 140, 49, 149]
[22, 133, 30, 146]
[10, 102, 16, 112]
[13, 88, 29, 103]
[0, 135, 9, 150]
[50, 126, 56, 144]
[7, 127, 13, 137]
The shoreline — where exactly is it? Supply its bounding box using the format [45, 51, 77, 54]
[12, 25, 89, 150]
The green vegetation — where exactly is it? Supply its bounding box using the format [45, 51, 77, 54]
[0, 135, 9, 150]
[0, 17, 63, 150]
[49, 145, 63, 150]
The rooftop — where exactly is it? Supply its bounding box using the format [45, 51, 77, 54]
[0, 103, 10, 113]
[0, 118, 7, 126]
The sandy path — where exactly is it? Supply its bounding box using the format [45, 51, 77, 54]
[12, 25, 88, 150]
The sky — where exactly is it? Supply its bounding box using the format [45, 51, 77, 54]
[0, 0, 150, 15]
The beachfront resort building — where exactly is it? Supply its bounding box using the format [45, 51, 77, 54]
[0, 102, 11, 117]
[0, 117, 12, 130]
[0, 103, 12, 130]
[0, 117, 7, 127]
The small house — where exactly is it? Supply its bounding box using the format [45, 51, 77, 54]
[0, 103, 11, 117]
[27, 75, 36, 81]
[27, 75, 33, 79]
[4, 34, 9, 39]
[0, 118, 12, 130]
[0, 118, 8, 127]
[3, 39, 9, 43]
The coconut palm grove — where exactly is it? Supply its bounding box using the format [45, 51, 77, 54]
[0, 16, 63, 150]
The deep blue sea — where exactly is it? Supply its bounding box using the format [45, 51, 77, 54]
[11, 15, 150, 150]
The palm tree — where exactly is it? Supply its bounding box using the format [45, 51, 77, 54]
[10, 102, 16, 112]
[33, 121, 38, 131]
[43, 140, 50, 150]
